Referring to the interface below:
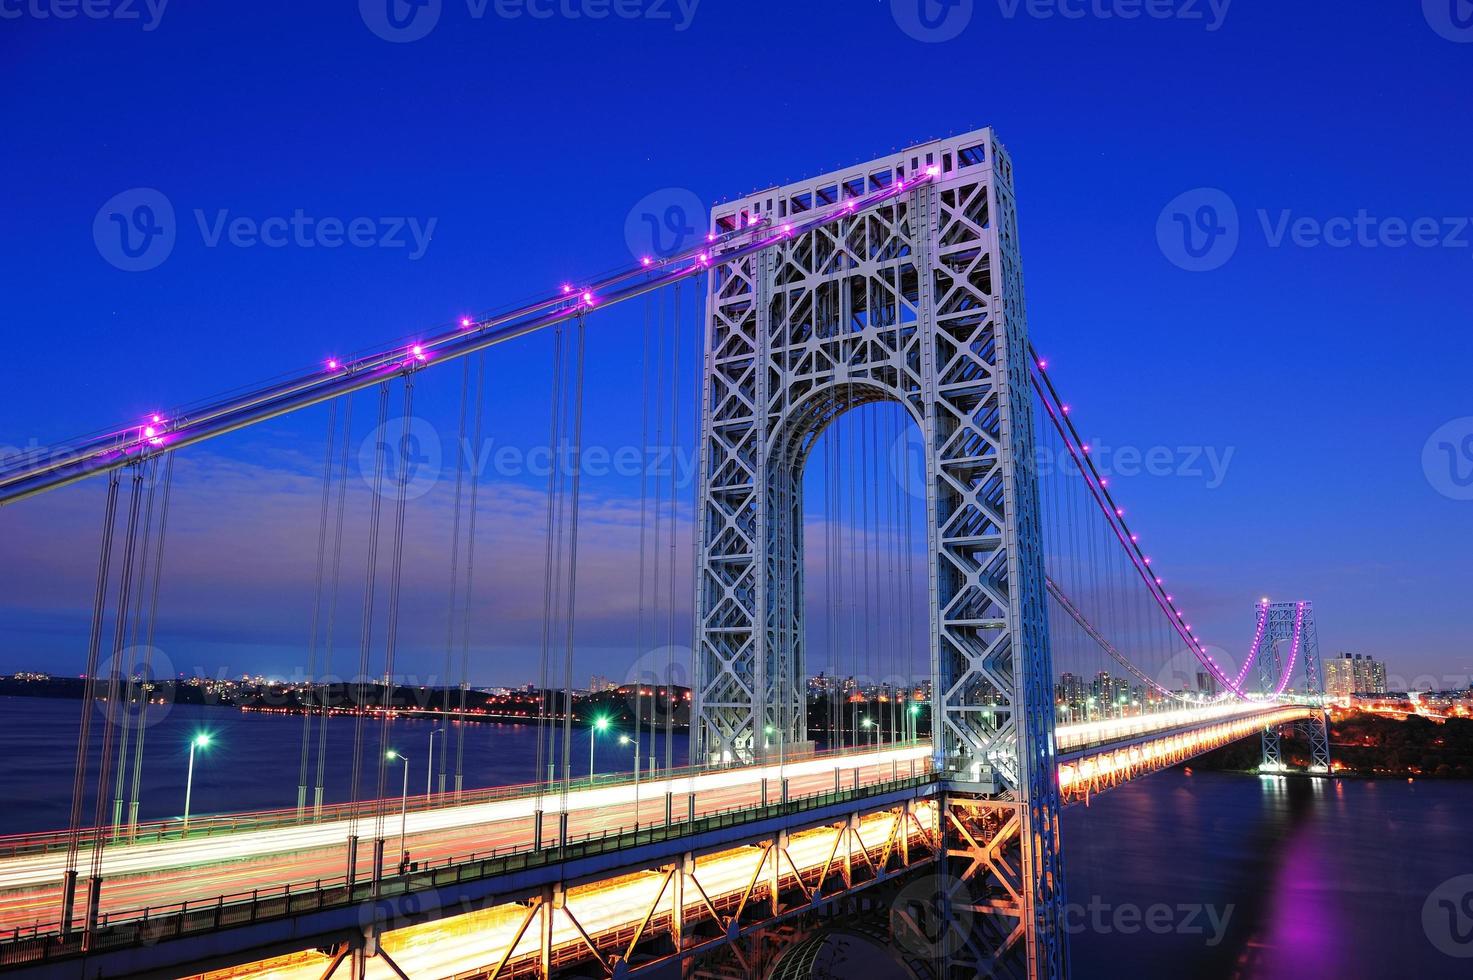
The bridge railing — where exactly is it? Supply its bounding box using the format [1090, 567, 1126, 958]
[0, 764, 935, 967]
[0, 739, 932, 860]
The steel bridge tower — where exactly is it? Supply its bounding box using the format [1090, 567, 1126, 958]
[692, 129, 1068, 979]
[1257, 600, 1332, 773]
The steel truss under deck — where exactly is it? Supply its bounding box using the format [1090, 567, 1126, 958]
[693, 128, 1068, 979]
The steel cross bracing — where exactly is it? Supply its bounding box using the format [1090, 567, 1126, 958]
[1257, 601, 1332, 773]
[693, 128, 1067, 980]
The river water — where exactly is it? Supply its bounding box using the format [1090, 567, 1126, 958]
[0, 697, 1468, 977]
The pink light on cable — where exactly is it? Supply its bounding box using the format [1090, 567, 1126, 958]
[642, 257, 652, 266]
[327, 359, 339, 371]
[583, 292, 595, 306]
[460, 317, 472, 328]
[925, 165, 940, 176]
[562, 284, 573, 295]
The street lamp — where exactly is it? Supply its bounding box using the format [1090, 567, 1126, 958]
[861, 717, 875, 748]
[385, 750, 410, 871]
[618, 734, 641, 828]
[182, 733, 211, 833]
[589, 715, 610, 779]
[427, 728, 443, 798]
[909, 703, 921, 743]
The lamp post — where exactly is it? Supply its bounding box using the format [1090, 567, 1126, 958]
[386, 750, 410, 871]
[908, 703, 921, 743]
[862, 717, 875, 749]
[589, 715, 610, 779]
[182, 733, 211, 833]
[618, 734, 640, 828]
[427, 728, 443, 798]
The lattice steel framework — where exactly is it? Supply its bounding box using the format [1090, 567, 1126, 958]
[1257, 600, 1331, 773]
[692, 129, 1068, 979]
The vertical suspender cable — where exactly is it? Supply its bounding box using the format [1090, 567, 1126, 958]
[559, 313, 588, 795]
[535, 325, 566, 799]
[298, 400, 339, 819]
[87, 463, 145, 906]
[349, 383, 391, 851]
[648, 288, 666, 773]
[314, 394, 353, 817]
[633, 294, 653, 772]
[127, 451, 175, 837]
[111, 456, 158, 839]
[455, 351, 486, 798]
[376, 376, 415, 859]
[60, 469, 120, 932]
[664, 281, 683, 771]
[440, 360, 472, 798]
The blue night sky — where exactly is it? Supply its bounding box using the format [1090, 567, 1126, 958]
[0, 1, 1468, 689]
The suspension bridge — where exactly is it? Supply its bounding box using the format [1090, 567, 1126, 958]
[0, 128, 1330, 980]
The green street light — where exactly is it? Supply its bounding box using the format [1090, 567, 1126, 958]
[589, 715, 611, 780]
[386, 749, 411, 871]
[182, 733, 213, 833]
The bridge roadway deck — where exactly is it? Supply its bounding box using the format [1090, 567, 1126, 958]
[0, 703, 1303, 977]
[0, 746, 930, 934]
[0, 704, 1297, 935]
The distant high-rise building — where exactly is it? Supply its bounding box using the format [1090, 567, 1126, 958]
[1325, 653, 1388, 697]
[1195, 670, 1218, 698]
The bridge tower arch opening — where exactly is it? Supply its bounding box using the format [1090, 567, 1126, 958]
[692, 129, 1069, 979]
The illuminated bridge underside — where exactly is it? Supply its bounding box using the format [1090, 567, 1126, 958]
[0, 708, 1296, 979]
[1057, 705, 1313, 805]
